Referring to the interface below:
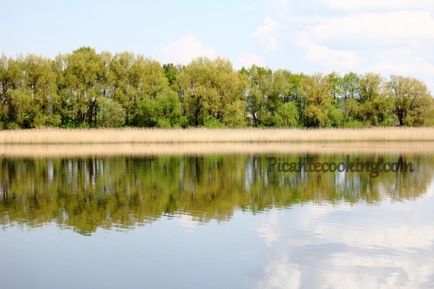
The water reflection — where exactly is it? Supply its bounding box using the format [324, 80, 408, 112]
[1, 154, 433, 234]
[249, 197, 434, 289]
[1, 153, 434, 289]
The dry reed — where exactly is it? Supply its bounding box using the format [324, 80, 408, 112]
[0, 128, 434, 144]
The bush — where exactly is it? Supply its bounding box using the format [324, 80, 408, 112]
[133, 90, 184, 128]
[274, 102, 299, 127]
[203, 117, 226, 128]
[33, 113, 62, 128]
[96, 97, 126, 128]
[342, 120, 366, 128]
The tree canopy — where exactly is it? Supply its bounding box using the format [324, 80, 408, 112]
[1, 47, 433, 129]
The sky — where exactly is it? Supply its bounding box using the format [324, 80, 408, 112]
[2, 0, 434, 91]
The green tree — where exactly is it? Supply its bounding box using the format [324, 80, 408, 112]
[300, 74, 337, 127]
[20, 55, 61, 127]
[177, 58, 247, 127]
[9, 88, 34, 128]
[274, 102, 299, 127]
[163, 63, 182, 87]
[108, 52, 136, 123]
[388, 75, 434, 126]
[0, 57, 22, 128]
[340, 72, 360, 122]
[127, 56, 170, 126]
[243, 66, 273, 127]
[133, 89, 184, 128]
[359, 73, 396, 126]
[95, 97, 126, 128]
[60, 47, 104, 127]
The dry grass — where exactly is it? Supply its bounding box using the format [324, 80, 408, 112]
[0, 128, 433, 157]
[0, 128, 434, 144]
[1, 142, 434, 157]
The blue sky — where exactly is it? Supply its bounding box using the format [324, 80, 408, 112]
[2, 0, 434, 91]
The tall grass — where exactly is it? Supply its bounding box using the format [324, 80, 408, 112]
[0, 128, 434, 144]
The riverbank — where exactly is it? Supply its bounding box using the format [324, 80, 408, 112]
[1, 128, 434, 144]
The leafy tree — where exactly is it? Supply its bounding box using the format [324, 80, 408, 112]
[300, 74, 336, 127]
[0, 56, 22, 127]
[274, 102, 299, 127]
[163, 63, 182, 87]
[9, 88, 34, 128]
[327, 72, 343, 100]
[340, 72, 360, 121]
[95, 97, 126, 128]
[108, 52, 136, 123]
[177, 58, 247, 127]
[127, 57, 170, 125]
[388, 75, 434, 126]
[358, 73, 396, 126]
[20, 55, 62, 127]
[244, 65, 273, 127]
[133, 89, 184, 128]
[60, 47, 104, 127]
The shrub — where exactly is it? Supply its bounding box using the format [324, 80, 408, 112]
[96, 97, 126, 128]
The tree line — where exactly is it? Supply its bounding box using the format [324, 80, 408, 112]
[1, 47, 433, 129]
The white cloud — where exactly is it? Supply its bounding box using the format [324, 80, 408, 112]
[376, 57, 434, 77]
[372, 50, 434, 92]
[236, 52, 266, 68]
[309, 12, 434, 43]
[325, 0, 434, 11]
[279, 7, 434, 91]
[299, 34, 359, 69]
[254, 16, 279, 51]
[161, 33, 216, 65]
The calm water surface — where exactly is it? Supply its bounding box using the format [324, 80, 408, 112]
[1, 153, 434, 289]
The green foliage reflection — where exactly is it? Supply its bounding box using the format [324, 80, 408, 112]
[1, 154, 433, 234]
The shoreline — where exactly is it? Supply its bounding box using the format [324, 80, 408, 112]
[1, 128, 434, 144]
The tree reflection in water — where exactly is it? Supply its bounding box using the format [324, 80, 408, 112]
[0, 154, 433, 235]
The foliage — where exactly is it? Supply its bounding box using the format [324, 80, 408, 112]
[177, 58, 246, 127]
[0, 48, 433, 129]
[203, 117, 226, 128]
[133, 89, 184, 128]
[388, 75, 433, 126]
[274, 102, 299, 127]
[95, 97, 126, 128]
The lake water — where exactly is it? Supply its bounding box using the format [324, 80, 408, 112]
[1, 153, 434, 289]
